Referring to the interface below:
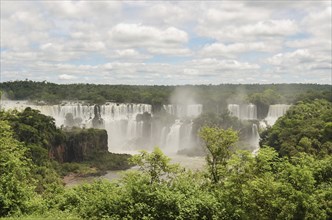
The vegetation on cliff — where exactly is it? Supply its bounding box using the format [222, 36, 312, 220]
[260, 99, 332, 157]
[1, 81, 331, 115]
[0, 86, 331, 219]
[0, 108, 132, 186]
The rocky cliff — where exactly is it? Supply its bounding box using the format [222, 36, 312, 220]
[51, 128, 108, 162]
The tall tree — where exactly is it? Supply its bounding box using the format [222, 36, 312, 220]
[130, 147, 180, 184]
[0, 120, 37, 216]
[199, 126, 238, 183]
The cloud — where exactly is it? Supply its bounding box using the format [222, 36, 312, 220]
[0, 1, 331, 84]
[198, 19, 299, 41]
[303, 6, 331, 39]
[58, 74, 77, 80]
[266, 49, 332, 80]
[201, 2, 270, 25]
[147, 48, 191, 56]
[200, 41, 281, 58]
[187, 58, 260, 71]
[108, 23, 188, 47]
[143, 2, 192, 26]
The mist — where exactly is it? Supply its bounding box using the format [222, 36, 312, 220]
[0, 86, 291, 157]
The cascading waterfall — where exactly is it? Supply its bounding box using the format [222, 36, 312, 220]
[186, 104, 203, 118]
[163, 104, 202, 118]
[227, 104, 257, 120]
[1, 100, 153, 152]
[159, 127, 168, 147]
[251, 124, 260, 155]
[228, 103, 260, 153]
[227, 104, 240, 118]
[1, 100, 202, 154]
[165, 120, 182, 153]
[264, 104, 291, 126]
[246, 104, 257, 120]
[161, 104, 202, 153]
[2, 100, 290, 155]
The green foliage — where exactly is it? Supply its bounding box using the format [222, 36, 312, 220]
[59, 151, 132, 176]
[1, 82, 332, 219]
[0, 121, 37, 217]
[46, 147, 332, 220]
[213, 148, 332, 219]
[199, 126, 239, 183]
[1, 81, 330, 113]
[248, 89, 282, 118]
[0, 108, 64, 196]
[0, 108, 63, 152]
[130, 147, 180, 184]
[193, 111, 253, 144]
[55, 169, 219, 219]
[260, 99, 332, 157]
[60, 127, 132, 175]
[1, 210, 82, 219]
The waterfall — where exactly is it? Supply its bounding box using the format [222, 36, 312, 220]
[180, 121, 194, 151]
[2, 100, 291, 155]
[251, 124, 260, 155]
[159, 127, 168, 148]
[228, 104, 240, 118]
[246, 104, 257, 120]
[1, 100, 153, 152]
[228, 104, 257, 120]
[162, 104, 202, 153]
[186, 104, 203, 118]
[163, 104, 202, 118]
[163, 120, 195, 154]
[1, 100, 201, 154]
[165, 120, 182, 154]
[265, 104, 291, 126]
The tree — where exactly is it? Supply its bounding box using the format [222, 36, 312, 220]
[199, 126, 238, 183]
[0, 109, 64, 195]
[248, 89, 282, 119]
[0, 120, 37, 216]
[260, 99, 332, 157]
[130, 147, 180, 184]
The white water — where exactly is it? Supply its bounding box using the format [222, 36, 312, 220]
[264, 104, 291, 126]
[227, 104, 257, 120]
[1, 100, 201, 154]
[163, 104, 202, 118]
[2, 100, 290, 155]
[251, 124, 260, 155]
[165, 120, 182, 153]
[1, 100, 151, 151]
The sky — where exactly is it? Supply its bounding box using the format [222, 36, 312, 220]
[0, 1, 331, 85]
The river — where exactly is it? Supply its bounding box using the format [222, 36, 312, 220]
[64, 154, 206, 187]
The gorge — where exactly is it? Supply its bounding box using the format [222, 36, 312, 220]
[1, 100, 291, 155]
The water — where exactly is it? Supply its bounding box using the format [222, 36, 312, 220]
[251, 124, 260, 155]
[227, 103, 257, 120]
[264, 104, 291, 126]
[165, 120, 182, 153]
[64, 154, 205, 187]
[1, 100, 201, 154]
[1, 100, 289, 156]
[2, 100, 292, 187]
[163, 104, 203, 118]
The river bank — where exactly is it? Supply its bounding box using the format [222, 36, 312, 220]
[63, 154, 206, 187]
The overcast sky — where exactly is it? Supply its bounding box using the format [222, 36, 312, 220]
[0, 1, 331, 85]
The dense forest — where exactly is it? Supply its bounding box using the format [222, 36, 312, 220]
[1, 80, 331, 107]
[0, 84, 331, 219]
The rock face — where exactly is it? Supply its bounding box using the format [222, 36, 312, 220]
[51, 128, 108, 162]
[92, 105, 104, 129]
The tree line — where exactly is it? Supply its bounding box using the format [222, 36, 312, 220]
[1, 80, 330, 107]
[0, 87, 331, 219]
